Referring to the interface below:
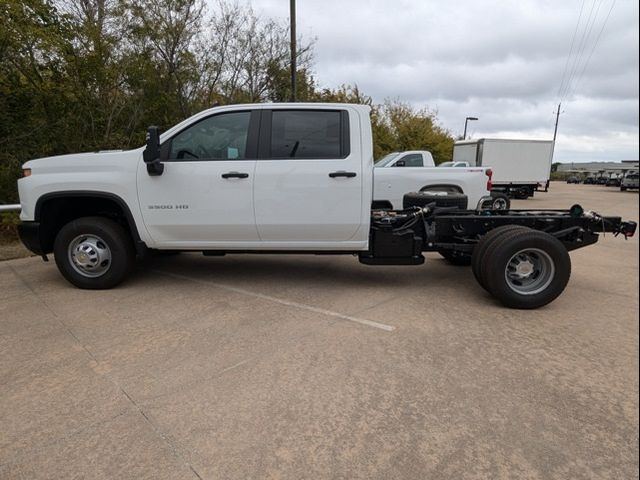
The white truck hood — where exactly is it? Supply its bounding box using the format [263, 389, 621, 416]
[23, 149, 141, 173]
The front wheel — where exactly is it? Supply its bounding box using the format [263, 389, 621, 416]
[54, 216, 135, 289]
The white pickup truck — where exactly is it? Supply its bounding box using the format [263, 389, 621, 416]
[375, 151, 435, 167]
[17, 103, 636, 309]
[373, 150, 496, 210]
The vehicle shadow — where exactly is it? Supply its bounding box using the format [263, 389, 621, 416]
[133, 251, 486, 296]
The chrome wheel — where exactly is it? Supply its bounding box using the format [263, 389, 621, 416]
[67, 234, 112, 278]
[492, 197, 508, 210]
[504, 248, 555, 295]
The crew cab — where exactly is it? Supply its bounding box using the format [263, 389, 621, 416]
[17, 103, 636, 309]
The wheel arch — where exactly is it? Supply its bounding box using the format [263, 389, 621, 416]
[34, 191, 145, 255]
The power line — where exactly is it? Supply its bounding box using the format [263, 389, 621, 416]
[551, 0, 617, 160]
[561, 0, 601, 99]
[565, 0, 617, 102]
[557, 0, 587, 99]
[560, 0, 602, 101]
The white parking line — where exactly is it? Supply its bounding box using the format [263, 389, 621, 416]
[149, 269, 396, 332]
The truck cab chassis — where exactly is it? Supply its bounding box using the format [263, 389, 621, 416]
[16, 103, 636, 310]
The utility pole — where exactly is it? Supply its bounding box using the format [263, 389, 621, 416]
[289, 0, 297, 102]
[550, 102, 562, 162]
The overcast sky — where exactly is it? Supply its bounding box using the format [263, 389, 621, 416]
[249, 0, 638, 163]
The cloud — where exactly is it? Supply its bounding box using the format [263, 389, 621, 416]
[248, 0, 639, 162]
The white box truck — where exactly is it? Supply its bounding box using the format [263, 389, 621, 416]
[453, 139, 554, 199]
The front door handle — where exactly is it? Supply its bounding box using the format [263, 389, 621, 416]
[329, 171, 357, 178]
[221, 172, 249, 179]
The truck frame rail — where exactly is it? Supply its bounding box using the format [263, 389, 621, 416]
[427, 205, 636, 251]
[361, 204, 636, 308]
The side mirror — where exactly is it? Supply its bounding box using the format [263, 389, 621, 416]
[143, 126, 164, 176]
[394, 160, 406, 167]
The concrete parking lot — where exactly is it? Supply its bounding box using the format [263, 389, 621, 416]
[1, 183, 638, 479]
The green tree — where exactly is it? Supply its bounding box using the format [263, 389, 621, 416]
[0, 0, 454, 208]
[0, 0, 74, 202]
[380, 100, 454, 164]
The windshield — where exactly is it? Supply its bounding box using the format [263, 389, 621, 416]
[375, 152, 400, 167]
[439, 161, 454, 167]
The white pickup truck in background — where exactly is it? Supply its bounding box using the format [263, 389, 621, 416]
[438, 161, 470, 168]
[375, 151, 435, 167]
[373, 151, 502, 210]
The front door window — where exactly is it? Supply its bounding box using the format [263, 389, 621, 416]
[169, 112, 251, 161]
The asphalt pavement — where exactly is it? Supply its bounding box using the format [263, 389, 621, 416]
[1, 183, 638, 479]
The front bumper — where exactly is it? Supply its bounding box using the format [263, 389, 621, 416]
[17, 221, 44, 255]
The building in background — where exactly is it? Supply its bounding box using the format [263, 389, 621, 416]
[557, 160, 638, 178]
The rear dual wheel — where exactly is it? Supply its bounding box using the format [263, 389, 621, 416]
[472, 227, 571, 309]
[472, 225, 530, 289]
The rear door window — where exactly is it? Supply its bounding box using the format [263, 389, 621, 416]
[268, 110, 348, 159]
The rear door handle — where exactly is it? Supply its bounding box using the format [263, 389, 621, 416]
[329, 171, 357, 178]
[221, 172, 249, 179]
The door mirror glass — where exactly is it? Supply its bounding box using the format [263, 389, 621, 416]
[394, 160, 406, 167]
[143, 126, 164, 176]
[143, 126, 160, 162]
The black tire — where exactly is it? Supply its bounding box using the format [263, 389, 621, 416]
[403, 191, 468, 209]
[54, 216, 135, 289]
[472, 225, 531, 290]
[438, 249, 472, 266]
[481, 229, 571, 309]
[489, 193, 510, 210]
